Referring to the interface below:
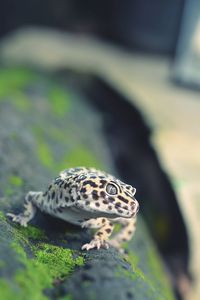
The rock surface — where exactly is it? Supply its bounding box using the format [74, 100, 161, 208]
[3, 28, 197, 299]
[0, 67, 175, 300]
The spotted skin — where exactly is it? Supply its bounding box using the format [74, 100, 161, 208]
[7, 167, 139, 251]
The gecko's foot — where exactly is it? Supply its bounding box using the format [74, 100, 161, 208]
[81, 220, 92, 228]
[81, 238, 109, 251]
[6, 213, 28, 227]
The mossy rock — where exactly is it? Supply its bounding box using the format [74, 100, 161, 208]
[0, 67, 175, 300]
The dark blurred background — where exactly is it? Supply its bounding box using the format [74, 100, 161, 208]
[0, 0, 184, 54]
[0, 1, 200, 299]
[3, 0, 200, 88]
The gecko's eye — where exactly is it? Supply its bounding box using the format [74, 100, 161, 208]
[106, 183, 118, 195]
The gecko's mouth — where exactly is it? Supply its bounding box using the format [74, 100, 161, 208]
[98, 207, 135, 219]
[76, 197, 139, 219]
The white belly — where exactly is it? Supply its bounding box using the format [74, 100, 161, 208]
[49, 207, 93, 225]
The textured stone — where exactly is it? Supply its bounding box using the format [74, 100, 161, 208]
[0, 67, 175, 300]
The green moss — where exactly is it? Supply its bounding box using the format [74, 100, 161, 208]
[123, 219, 175, 300]
[35, 243, 84, 279]
[120, 247, 175, 300]
[147, 247, 175, 300]
[126, 252, 140, 272]
[13, 242, 84, 300]
[17, 225, 46, 240]
[37, 140, 54, 169]
[0, 67, 34, 112]
[6, 176, 23, 196]
[0, 213, 84, 300]
[13, 243, 52, 300]
[120, 253, 153, 288]
[9, 175, 23, 187]
[116, 248, 175, 300]
[49, 86, 71, 117]
[0, 210, 6, 221]
[47, 126, 67, 143]
[116, 264, 160, 300]
[32, 127, 54, 169]
[0, 280, 18, 300]
[4, 186, 15, 197]
[34, 125, 102, 172]
[12, 92, 31, 111]
[62, 147, 102, 170]
[0, 68, 36, 98]
[0, 229, 84, 300]
[0, 260, 5, 269]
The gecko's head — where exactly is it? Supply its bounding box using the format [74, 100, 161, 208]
[76, 172, 139, 218]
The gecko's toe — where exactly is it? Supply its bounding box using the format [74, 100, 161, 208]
[6, 213, 28, 226]
[81, 243, 92, 251]
[104, 242, 109, 249]
[6, 213, 18, 222]
[96, 240, 101, 250]
[81, 222, 88, 228]
[20, 220, 28, 227]
[82, 239, 109, 251]
[6, 213, 15, 219]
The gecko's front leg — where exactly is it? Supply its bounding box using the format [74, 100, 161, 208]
[81, 218, 114, 251]
[7, 191, 41, 227]
[108, 217, 137, 251]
